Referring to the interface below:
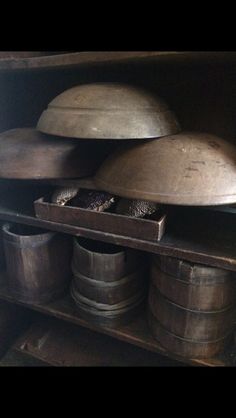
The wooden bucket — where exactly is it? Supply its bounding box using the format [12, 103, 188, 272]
[148, 255, 236, 358]
[148, 308, 231, 359]
[151, 257, 236, 310]
[72, 237, 141, 281]
[149, 284, 235, 341]
[71, 237, 146, 327]
[72, 267, 145, 306]
[71, 281, 145, 328]
[2, 223, 72, 304]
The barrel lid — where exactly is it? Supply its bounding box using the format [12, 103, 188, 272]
[0, 128, 109, 180]
[95, 132, 236, 205]
[37, 82, 180, 140]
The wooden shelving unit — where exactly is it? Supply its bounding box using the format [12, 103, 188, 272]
[1, 51, 236, 366]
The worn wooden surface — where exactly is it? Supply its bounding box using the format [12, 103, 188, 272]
[95, 132, 236, 206]
[37, 82, 180, 140]
[148, 309, 232, 360]
[72, 237, 143, 281]
[35, 197, 166, 242]
[151, 258, 236, 310]
[1, 51, 236, 72]
[0, 273, 234, 367]
[0, 128, 112, 180]
[1, 201, 236, 271]
[149, 252, 236, 358]
[72, 269, 145, 306]
[13, 316, 184, 367]
[2, 56, 236, 140]
[149, 284, 234, 341]
[2, 223, 73, 304]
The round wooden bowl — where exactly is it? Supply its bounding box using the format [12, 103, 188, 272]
[0, 128, 110, 180]
[95, 132, 236, 206]
[37, 82, 180, 139]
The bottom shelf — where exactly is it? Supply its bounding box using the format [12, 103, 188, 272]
[0, 272, 234, 367]
[0, 349, 48, 367]
[13, 317, 183, 367]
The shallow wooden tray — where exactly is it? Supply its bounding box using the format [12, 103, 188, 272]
[34, 196, 166, 242]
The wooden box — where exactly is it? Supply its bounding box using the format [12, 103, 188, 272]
[34, 196, 166, 242]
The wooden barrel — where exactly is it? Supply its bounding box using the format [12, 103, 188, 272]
[148, 309, 231, 359]
[2, 223, 72, 304]
[71, 237, 146, 327]
[151, 258, 236, 310]
[72, 267, 145, 306]
[72, 237, 141, 281]
[71, 281, 145, 328]
[148, 255, 236, 358]
[149, 284, 235, 341]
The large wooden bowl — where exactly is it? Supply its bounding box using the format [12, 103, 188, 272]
[95, 132, 236, 206]
[0, 128, 110, 180]
[37, 82, 180, 140]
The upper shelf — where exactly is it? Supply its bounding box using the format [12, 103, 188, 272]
[0, 202, 236, 272]
[1, 51, 236, 72]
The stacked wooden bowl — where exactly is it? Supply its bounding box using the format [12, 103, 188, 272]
[34, 82, 181, 324]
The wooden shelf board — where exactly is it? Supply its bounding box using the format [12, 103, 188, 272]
[0, 205, 236, 272]
[0, 273, 233, 367]
[1, 51, 236, 72]
[13, 317, 183, 367]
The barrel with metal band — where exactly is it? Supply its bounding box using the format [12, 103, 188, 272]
[148, 255, 236, 358]
[2, 223, 72, 304]
[70, 237, 147, 327]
